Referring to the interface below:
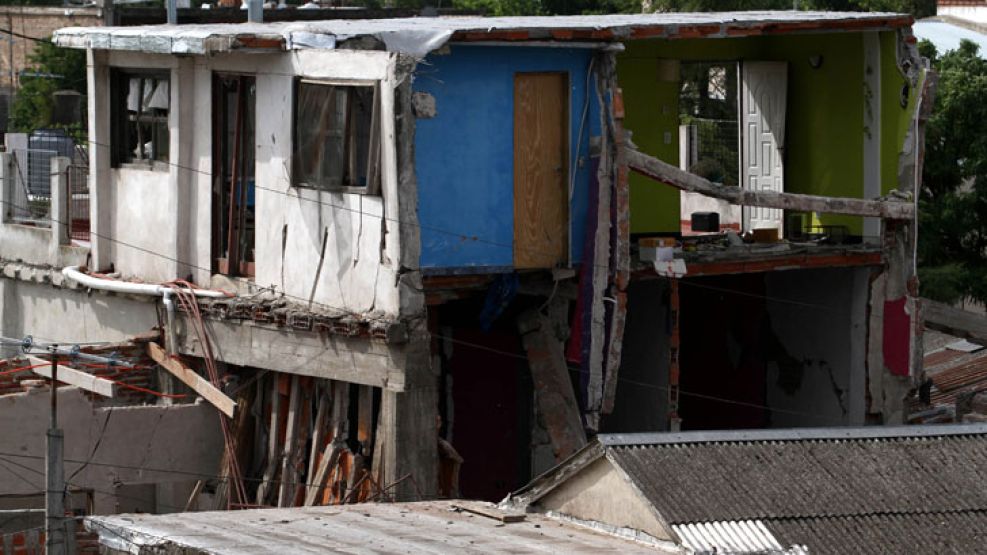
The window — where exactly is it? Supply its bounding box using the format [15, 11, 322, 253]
[679, 62, 740, 187]
[292, 80, 380, 193]
[111, 70, 170, 166]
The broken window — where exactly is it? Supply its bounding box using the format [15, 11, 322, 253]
[111, 70, 170, 166]
[292, 80, 380, 193]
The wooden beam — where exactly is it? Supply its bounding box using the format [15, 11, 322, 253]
[28, 356, 115, 398]
[146, 342, 235, 418]
[256, 375, 282, 506]
[278, 375, 301, 507]
[625, 147, 916, 220]
[922, 298, 987, 346]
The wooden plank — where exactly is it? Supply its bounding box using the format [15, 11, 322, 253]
[256, 374, 282, 506]
[452, 502, 526, 523]
[146, 342, 235, 418]
[923, 298, 987, 346]
[626, 147, 916, 220]
[514, 72, 568, 269]
[306, 386, 329, 498]
[305, 382, 350, 506]
[28, 356, 115, 398]
[278, 375, 301, 507]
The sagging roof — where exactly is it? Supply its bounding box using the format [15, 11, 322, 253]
[85, 500, 671, 554]
[52, 11, 912, 57]
[511, 425, 987, 554]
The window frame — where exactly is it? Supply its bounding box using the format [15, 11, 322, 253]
[291, 77, 381, 195]
[110, 68, 171, 170]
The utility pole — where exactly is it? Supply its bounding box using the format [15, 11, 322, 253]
[46, 349, 67, 555]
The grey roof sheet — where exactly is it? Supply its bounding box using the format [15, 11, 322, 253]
[52, 11, 912, 56]
[86, 500, 671, 554]
[765, 510, 987, 555]
[602, 425, 987, 524]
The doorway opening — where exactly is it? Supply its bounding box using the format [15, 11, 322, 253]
[212, 74, 256, 278]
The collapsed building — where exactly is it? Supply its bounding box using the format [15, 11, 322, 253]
[0, 9, 931, 525]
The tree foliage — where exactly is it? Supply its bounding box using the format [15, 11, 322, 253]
[8, 38, 86, 136]
[917, 40, 987, 304]
[649, 0, 934, 17]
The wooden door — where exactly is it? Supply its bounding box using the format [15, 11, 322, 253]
[514, 73, 568, 269]
[741, 62, 787, 234]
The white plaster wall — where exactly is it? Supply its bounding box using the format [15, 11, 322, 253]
[536, 458, 671, 541]
[0, 278, 158, 353]
[764, 267, 870, 427]
[0, 387, 223, 514]
[92, 48, 402, 316]
[939, 6, 987, 24]
[110, 167, 176, 279]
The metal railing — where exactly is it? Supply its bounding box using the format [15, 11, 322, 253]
[66, 163, 90, 242]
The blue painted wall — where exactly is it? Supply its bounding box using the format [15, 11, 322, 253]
[414, 45, 599, 271]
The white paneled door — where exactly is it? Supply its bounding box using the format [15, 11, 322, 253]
[741, 62, 788, 234]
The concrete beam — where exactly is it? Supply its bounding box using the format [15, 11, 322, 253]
[175, 316, 406, 391]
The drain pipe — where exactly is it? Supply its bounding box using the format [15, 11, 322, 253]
[62, 265, 230, 403]
[62, 266, 228, 299]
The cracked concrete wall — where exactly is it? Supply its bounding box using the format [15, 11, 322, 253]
[90, 48, 403, 316]
[0, 387, 222, 514]
[764, 267, 870, 427]
[0, 277, 158, 357]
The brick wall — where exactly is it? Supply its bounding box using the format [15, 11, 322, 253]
[0, 6, 102, 91]
[0, 524, 100, 554]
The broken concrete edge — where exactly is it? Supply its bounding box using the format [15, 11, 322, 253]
[0, 258, 410, 345]
[51, 11, 914, 57]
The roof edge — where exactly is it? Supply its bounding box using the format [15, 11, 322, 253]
[502, 441, 604, 510]
[599, 423, 987, 447]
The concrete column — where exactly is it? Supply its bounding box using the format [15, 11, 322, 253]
[49, 156, 70, 264]
[87, 50, 113, 272]
[0, 151, 13, 224]
[377, 318, 438, 501]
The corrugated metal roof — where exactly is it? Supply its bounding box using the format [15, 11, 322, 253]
[765, 510, 987, 555]
[672, 520, 796, 553]
[52, 11, 912, 56]
[85, 500, 671, 554]
[601, 425, 987, 524]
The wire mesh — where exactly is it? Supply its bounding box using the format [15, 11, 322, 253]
[7, 148, 56, 227]
[682, 118, 740, 187]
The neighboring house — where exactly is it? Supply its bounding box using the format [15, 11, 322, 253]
[0, 10, 930, 519]
[506, 425, 987, 553]
[938, 0, 987, 26]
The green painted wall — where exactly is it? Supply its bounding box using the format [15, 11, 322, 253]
[618, 30, 917, 235]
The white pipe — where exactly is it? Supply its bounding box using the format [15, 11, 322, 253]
[61, 266, 228, 299]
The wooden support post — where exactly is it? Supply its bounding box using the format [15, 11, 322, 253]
[278, 375, 301, 507]
[306, 384, 329, 499]
[146, 343, 235, 417]
[255, 374, 281, 506]
[518, 308, 587, 462]
[668, 279, 682, 432]
[626, 147, 916, 220]
[305, 382, 350, 506]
